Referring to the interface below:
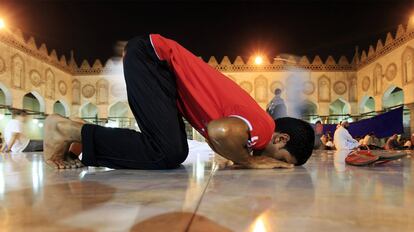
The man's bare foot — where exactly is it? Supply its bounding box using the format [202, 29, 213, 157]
[44, 114, 84, 169]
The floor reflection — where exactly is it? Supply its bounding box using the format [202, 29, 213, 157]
[0, 181, 116, 231]
[333, 149, 350, 172]
[0, 150, 413, 231]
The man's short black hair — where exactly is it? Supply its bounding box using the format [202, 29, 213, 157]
[275, 117, 315, 166]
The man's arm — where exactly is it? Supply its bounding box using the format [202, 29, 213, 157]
[207, 117, 293, 169]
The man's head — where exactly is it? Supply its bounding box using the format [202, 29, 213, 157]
[264, 117, 315, 166]
[274, 88, 282, 96]
[341, 121, 350, 129]
[11, 109, 28, 122]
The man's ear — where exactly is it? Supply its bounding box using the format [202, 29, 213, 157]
[274, 133, 290, 145]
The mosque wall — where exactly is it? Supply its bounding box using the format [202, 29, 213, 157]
[1, 19, 414, 139]
[355, 23, 414, 133]
[357, 35, 414, 111]
[222, 70, 358, 117]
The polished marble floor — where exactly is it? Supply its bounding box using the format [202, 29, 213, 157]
[0, 143, 413, 232]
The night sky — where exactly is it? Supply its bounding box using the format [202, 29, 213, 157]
[1, 0, 413, 64]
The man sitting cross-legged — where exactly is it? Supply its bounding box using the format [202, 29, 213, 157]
[44, 34, 314, 169]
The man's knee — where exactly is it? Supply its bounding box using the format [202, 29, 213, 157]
[164, 144, 189, 160]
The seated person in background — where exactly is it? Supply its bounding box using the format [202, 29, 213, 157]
[1, 110, 44, 153]
[320, 134, 328, 147]
[325, 138, 335, 150]
[372, 133, 382, 148]
[326, 131, 333, 142]
[402, 138, 412, 149]
[334, 121, 360, 150]
[313, 120, 324, 149]
[384, 134, 402, 150]
[363, 132, 383, 150]
[362, 133, 372, 146]
[320, 132, 336, 150]
[1, 110, 30, 152]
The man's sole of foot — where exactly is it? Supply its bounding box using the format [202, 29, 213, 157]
[44, 114, 84, 169]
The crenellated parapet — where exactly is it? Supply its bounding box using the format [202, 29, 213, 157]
[207, 54, 355, 72]
[0, 28, 74, 74]
[356, 19, 414, 68]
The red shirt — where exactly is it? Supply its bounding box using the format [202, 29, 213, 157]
[150, 34, 275, 149]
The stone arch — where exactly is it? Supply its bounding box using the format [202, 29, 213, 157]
[0, 82, 13, 106]
[107, 101, 130, 128]
[382, 85, 404, 109]
[53, 100, 70, 116]
[23, 91, 45, 112]
[80, 102, 99, 121]
[254, 76, 268, 102]
[401, 46, 414, 85]
[108, 101, 129, 118]
[318, 75, 331, 102]
[359, 95, 375, 113]
[11, 54, 25, 89]
[373, 63, 383, 95]
[96, 79, 109, 105]
[301, 100, 319, 122]
[329, 98, 351, 121]
[382, 85, 410, 133]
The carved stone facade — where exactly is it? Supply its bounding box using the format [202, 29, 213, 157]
[96, 79, 108, 105]
[45, 69, 55, 99]
[11, 55, 24, 89]
[0, 57, 5, 74]
[0, 18, 414, 133]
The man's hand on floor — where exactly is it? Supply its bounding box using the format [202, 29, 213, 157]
[242, 156, 294, 169]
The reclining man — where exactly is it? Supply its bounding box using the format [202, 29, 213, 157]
[44, 34, 314, 169]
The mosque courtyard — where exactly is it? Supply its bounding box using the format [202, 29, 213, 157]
[1, 1, 414, 231]
[1, 147, 413, 232]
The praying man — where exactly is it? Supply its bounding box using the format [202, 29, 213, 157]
[44, 34, 314, 170]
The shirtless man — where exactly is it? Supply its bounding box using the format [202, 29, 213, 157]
[44, 34, 314, 169]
